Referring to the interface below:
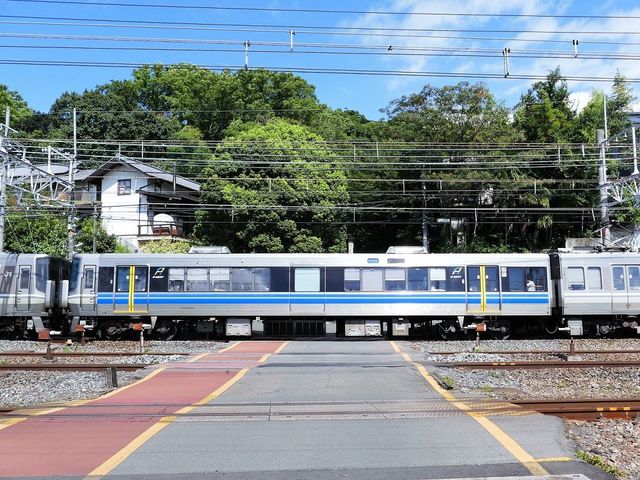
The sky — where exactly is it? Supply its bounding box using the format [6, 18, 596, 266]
[1, 0, 640, 120]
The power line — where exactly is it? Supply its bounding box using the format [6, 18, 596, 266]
[3, 14, 640, 38]
[0, 59, 637, 83]
[8, 1, 640, 20]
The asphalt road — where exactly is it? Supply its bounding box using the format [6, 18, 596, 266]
[105, 340, 613, 480]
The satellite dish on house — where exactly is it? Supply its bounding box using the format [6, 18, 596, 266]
[154, 213, 174, 223]
[153, 213, 176, 236]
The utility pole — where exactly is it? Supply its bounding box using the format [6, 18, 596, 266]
[0, 106, 9, 252]
[92, 202, 98, 253]
[421, 176, 429, 253]
[67, 108, 77, 260]
[597, 129, 610, 245]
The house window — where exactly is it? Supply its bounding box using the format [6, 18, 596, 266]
[118, 179, 131, 195]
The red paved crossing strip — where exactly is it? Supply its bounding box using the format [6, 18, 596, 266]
[0, 341, 286, 478]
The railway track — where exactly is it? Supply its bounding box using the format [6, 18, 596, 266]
[434, 360, 640, 369]
[0, 351, 188, 357]
[0, 363, 150, 372]
[513, 398, 640, 420]
[428, 349, 640, 355]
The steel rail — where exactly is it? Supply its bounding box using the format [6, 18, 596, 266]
[0, 363, 150, 371]
[434, 360, 640, 368]
[0, 351, 189, 357]
[428, 350, 640, 355]
[512, 398, 640, 420]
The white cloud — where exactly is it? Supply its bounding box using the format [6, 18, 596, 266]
[340, 1, 640, 107]
[570, 90, 595, 112]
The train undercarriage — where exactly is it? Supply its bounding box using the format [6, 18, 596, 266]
[42, 314, 640, 340]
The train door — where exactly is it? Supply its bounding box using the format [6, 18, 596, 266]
[626, 265, 640, 313]
[611, 265, 636, 313]
[80, 265, 96, 311]
[466, 265, 501, 313]
[15, 265, 31, 312]
[114, 266, 149, 313]
[290, 267, 325, 315]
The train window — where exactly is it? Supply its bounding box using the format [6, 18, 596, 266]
[36, 258, 48, 292]
[84, 268, 95, 290]
[98, 267, 114, 292]
[567, 267, 585, 290]
[344, 268, 360, 291]
[586, 267, 602, 290]
[295, 268, 320, 292]
[361, 268, 383, 291]
[628, 266, 640, 290]
[19, 268, 30, 290]
[231, 268, 253, 291]
[254, 268, 271, 291]
[169, 268, 185, 292]
[407, 268, 427, 291]
[116, 267, 130, 292]
[210, 268, 230, 291]
[467, 267, 481, 292]
[186, 268, 208, 292]
[446, 267, 465, 292]
[486, 267, 499, 292]
[429, 268, 446, 291]
[613, 267, 625, 291]
[134, 267, 147, 292]
[502, 267, 547, 292]
[384, 268, 405, 291]
[70, 257, 80, 291]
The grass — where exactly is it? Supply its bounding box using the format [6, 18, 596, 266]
[440, 375, 456, 390]
[576, 450, 626, 478]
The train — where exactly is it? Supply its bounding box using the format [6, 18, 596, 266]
[1, 247, 639, 339]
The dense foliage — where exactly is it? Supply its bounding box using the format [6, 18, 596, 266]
[1, 64, 636, 254]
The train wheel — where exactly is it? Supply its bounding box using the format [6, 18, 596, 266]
[435, 321, 459, 340]
[544, 319, 558, 336]
[103, 322, 122, 340]
[154, 320, 176, 341]
[491, 326, 511, 340]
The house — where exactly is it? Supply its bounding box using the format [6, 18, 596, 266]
[75, 154, 200, 251]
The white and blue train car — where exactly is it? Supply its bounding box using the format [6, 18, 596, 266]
[554, 251, 640, 336]
[67, 251, 553, 339]
[0, 253, 69, 338]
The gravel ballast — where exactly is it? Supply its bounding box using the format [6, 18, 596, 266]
[0, 339, 227, 409]
[412, 338, 640, 479]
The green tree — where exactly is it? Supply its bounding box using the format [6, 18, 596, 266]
[140, 239, 192, 253]
[5, 211, 68, 257]
[608, 72, 635, 136]
[383, 81, 517, 143]
[514, 67, 575, 143]
[75, 217, 118, 253]
[195, 119, 349, 252]
[0, 85, 34, 131]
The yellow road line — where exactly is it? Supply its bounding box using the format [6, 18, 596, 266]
[0, 417, 27, 431]
[86, 368, 248, 478]
[274, 341, 289, 354]
[187, 352, 210, 363]
[535, 456, 573, 463]
[391, 341, 548, 477]
[259, 353, 271, 363]
[217, 341, 241, 353]
[86, 340, 290, 477]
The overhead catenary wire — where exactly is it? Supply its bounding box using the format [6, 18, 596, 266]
[8, 1, 640, 20]
[0, 59, 636, 83]
[3, 14, 640, 39]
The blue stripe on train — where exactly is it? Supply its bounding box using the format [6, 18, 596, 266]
[98, 294, 548, 305]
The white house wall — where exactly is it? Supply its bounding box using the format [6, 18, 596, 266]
[100, 167, 147, 237]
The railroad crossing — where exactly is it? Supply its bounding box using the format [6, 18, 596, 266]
[0, 340, 613, 479]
